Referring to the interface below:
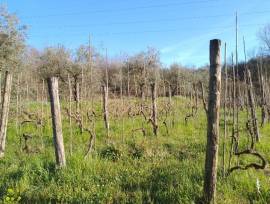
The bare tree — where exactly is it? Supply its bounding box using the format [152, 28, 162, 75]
[0, 6, 26, 73]
[258, 24, 270, 52]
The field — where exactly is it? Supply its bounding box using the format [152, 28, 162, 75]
[0, 96, 269, 204]
[0, 1, 269, 204]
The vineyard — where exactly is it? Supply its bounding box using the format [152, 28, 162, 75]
[0, 90, 269, 203]
[0, 4, 270, 204]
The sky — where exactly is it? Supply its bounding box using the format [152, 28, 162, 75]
[2, 0, 270, 67]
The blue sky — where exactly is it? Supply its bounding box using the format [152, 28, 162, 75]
[3, 0, 270, 67]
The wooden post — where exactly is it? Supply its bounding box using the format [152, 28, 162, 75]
[203, 39, 222, 204]
[75, 79, 80, 113]
[258, 58, 267, 127]
[0, 71, 12, 158]
[140, 83, 145, 101]
[0, 34, 7, 107]
[102, 85, 109, 138]
[68, 74, 73, 154]
[81, 66, 84, 101]
[194, 83, 198, 113]
[127, 62, 130, 98]
[243, 37, 250, 124]
[228, 53, 236, 171]
[162, 75, 166, 97]
[200, 81, 208, 114]
[40, 79, 45, 149]
[36, 79, 39, 102]
[47, 77, 66, 167]
[247, 69, 260, 142]
[151, 82, 158, 136]
[120, 65, 124, 141]
[169, 84, 172, 105]
[16, 76, 19, 138]
[134, 75, 138, 97]
[222, 43, 227, 177]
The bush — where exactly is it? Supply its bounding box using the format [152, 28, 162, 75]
[100, 145, 121, 161]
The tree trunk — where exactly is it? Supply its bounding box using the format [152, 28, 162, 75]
[203, 39, 221, 204]
[47, 77, 66, 167]
[0, 71, 12, 158]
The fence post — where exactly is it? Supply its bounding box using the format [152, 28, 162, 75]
[151, 82, 158, 136]
[203, 39, 222, 203]
[102, 85, 109, 138]
[0, 71, 12, 158]
[47, 77, 66, 167]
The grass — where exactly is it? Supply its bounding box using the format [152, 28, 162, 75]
[0, 96, 269, 203]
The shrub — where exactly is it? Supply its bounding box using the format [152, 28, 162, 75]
[100, 145, 121, 161]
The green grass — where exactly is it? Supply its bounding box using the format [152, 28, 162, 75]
[0, 97, 270, 203]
